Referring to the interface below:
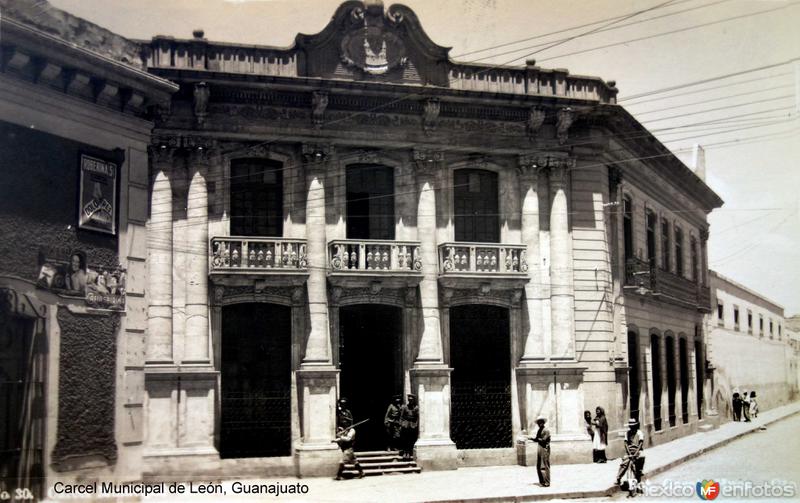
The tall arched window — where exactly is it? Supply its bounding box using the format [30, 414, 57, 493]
[623, 196, 634, 262]
[230, 158, 283, 237]
[454, 169, 499, 243]
[661, 219, 671, 271]
[346, 164, 394, 240]
[690, 235, 699, 282]
[675, 226, 684, 276]
[646, 210, 657, 266]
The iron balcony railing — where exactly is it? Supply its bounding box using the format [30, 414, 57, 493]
[328, 240, 422, 273]
[439, 242, 527, 275]
[624, 257, 711, 311]
[210, 237, 307, 272]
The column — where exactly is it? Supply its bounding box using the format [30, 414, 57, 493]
[296, 144, 338, 476]
[183, 148, 211, 364]
[147, 147, 174, 363]
[548, 159, 576, 360]
[674, 337, 684, 426]
[518, 156, 545, 361]
[410, 149, 456, 471]
[301, 144, 333, 366]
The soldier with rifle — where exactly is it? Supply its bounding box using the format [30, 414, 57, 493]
[333, 418, 368, 480]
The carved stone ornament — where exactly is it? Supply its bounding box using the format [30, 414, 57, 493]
[526, 106, 546, 140]
[423, 98, 440, 132]
[193, 82, 210, 124]
[301, 143, 334, 163]
[412, 149, 444, 174]
[556, 107, 575, 145]
[699, 227, 710, 242]
[311, 91, 328, 129]
[340, 1, 408, 75]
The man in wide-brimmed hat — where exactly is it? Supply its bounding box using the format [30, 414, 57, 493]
[530, 415, 551, 487]
[616, 418, 645, 489]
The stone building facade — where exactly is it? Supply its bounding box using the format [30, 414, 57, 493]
[707, 270, 798, 418]
[0, 0, 176, 495]
[0, 0, 734, 487]
[136, 1, 723, 478]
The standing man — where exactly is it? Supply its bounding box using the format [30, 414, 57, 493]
[384, 395, 403, 452]
[399, 394, 419, 460]
[333, 426, 364, 480]
[531, 415, 551, 487]
[615, 418, 645, 488]
[337, 398, 354, 429]
[732, 391, 742, 422]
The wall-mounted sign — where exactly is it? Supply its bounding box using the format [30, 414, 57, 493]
[36, 249, 126, 310]
[78, 154, 117, 235]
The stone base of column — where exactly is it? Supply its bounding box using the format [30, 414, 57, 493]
[294, 443, 341, 477]
[410, 365, 458, 471]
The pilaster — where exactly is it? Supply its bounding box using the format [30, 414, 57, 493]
[517, 155, 545, 362]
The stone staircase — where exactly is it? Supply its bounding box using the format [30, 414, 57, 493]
[341, 450, 422, 477]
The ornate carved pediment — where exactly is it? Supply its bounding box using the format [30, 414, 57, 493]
[296, 1, 451, 86]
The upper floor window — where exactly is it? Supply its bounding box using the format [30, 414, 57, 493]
[733, 306, 740, 330]
[717, 302, 724, 325]
[747, 310, 753, 333]
[769, 319, 774, 337]
[759, 315, 764, 335]
[346, 164, 395, 240]
[690, 235, 699, 282]
[661, 219, 671, 271]
[454, 169, 499, 243]
[623, 196, 634, 262]
[675, 226, 684, 276]
[778, 324, 782, 339]
[646, 209, 657, 266]
[230, 158, 283, 237]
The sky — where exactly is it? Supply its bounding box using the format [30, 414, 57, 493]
[48, 0, 800, 314]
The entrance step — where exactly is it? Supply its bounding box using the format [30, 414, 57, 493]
[339, 451, 422, 477]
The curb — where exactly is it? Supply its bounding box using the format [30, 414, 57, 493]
[425, 407, 800, 503]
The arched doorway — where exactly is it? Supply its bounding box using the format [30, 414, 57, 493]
[627, 331, 641, 421]
[650, 334, 662, 430]
[665, 334, 676, 427]
[339, 304, 403, 451]
[450, 304, 511, 449]
[220, 303, 291, 458]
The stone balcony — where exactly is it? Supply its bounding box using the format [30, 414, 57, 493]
[624, 257, 710, 311]
[209, 236, 308, 286]
[438, 242, 529, 289]
[327, 239, 423, 288]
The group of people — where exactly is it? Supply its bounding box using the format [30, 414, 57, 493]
[584, 407, 609, 463]
[332, 394, 420, 480]
[732, 389, 759, 422]
[383, 394, 419, 460]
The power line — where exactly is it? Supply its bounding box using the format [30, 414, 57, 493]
[631, 84, 794, 116]
[535, 3, 800, 64]
[641, 94, 794, 123]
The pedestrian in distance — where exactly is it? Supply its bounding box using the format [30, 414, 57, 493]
[384, 394, 403, 452]
[530, 415, 551, 487]
[742, 390, 751, 422]
[749, 391, 759, 419]
[732, 391, 742, 422]
[333, 425, 364, 480]
[592, 406, 609, 463]
[584, 410, 594, 441]
[615, 418, 645, 492]
[399, 394, 419, 460]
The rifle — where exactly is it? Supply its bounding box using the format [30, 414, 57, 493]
[332, 418, 370, 440]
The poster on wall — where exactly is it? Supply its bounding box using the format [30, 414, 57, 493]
[36, 248, 126, 310]
[78, 154, 117, 235]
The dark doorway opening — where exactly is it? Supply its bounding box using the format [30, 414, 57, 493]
[651, 334, 663, 431]
[221, 303, 291, 458]
[0, 316, 44, 499]
[694, 338, 704, 420]
[627, 331, 641, 421]
[679, 338, 689, 424]
[450, 305, 511, 449]
[665, 335, 676, 427]
[339, 305, 403, 451]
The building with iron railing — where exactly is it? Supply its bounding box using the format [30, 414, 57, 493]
[0, 0, 729, 486]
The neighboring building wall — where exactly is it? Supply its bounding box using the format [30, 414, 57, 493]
[708, 270, 797, 419]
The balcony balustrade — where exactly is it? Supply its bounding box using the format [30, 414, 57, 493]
[210, 237, 307, 273]
[624, 257, 711, 311]
[439, 243, 527, 276]
[329, 240, 422, 273]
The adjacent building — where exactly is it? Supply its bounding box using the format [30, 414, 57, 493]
[707, 271, 798, 418]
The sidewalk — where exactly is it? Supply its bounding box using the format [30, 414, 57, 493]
[57, 402, 800, 503]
